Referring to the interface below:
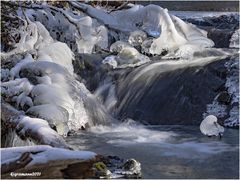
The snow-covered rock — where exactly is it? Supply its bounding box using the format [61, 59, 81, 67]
[1, 145, 96, 166]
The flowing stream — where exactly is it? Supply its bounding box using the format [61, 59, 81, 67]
[1, 2, 239, 179]
[66, 123, 239, 179]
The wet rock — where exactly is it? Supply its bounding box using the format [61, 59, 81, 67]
[92, 162, 111, 178]
[207, 28, 234, 48]
[116, 57, 230, 125]
[182, 14, 239, 48]
[95, 156, 142, 179]
[185, 14, 239, 31]
[73, 53, 109, 91]
[203, 15, 239, 30]
[122, 159, 142, 178]
[1, 150, 142, 179]
[216, 91, 231, 105]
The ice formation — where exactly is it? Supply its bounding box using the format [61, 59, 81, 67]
[229, 29, 239, 48]
[14, 2, 215, 58]
[1, 18, 110, 138]
[1, 2, 238, 149]
[19, 61, 96, 133]
[200, 115, 224, 136]
[102, 55, 118, 68]
[128, 30, 147, 47]
[103, 46, 150, 68]
[18, 4, 108, 54]
[9, 54, 34, 79]
[68, 3, 214, 57]
[26, 104, 69, 135]
[110, 41, 133, 53]
[37, 42, 75, 75]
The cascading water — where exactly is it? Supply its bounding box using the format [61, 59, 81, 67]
[1, 1, 239, 179]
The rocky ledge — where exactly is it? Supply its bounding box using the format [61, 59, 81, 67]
[1, 146, 141, 179]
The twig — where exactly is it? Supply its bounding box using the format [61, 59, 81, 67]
[68, 1, 129, 34]
[2, 1, 82, 36]
[107, 1, 129, 13]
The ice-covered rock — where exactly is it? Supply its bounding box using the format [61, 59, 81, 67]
[103, 47, 150, 68]
[117, 47, 141, 65]
[128, 30, 147, 47]
[34, 21, 54, 49]
[20, 61, 90, 131]
[1, 78, 33, 98]
[37, 42, 75, 75]
[14, 21, 38, 52]
[110, 41, 132, 53]
[9, 54, 34, 79]
[14, 92, 33, 110]
[200, 115, 224, 136]
[72, 3, 214, 56]
[1, 145, 96, 166]
[121, 159, 141, 178]
[27, 104, 69, 136]
[21, 5, 108, 54]
[102, 55, 118, 68]
[141, 38, 154, 54]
